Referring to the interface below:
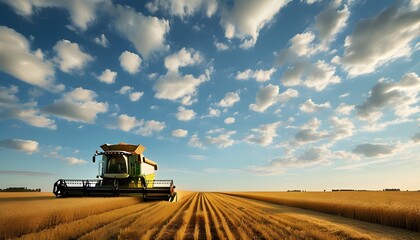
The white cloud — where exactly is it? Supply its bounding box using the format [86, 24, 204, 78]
[146, 0, 218, 18]
[164, 47, 203, 72]
[129, 92, 144, 102]
[294, 118, 328, 143]
[119, 51, 142, 74]
[336, 3, 420, 77]
[172, 129, 188, 137]
[281, 61, 340, 91]
[112, 114, 165, 136]
[136, 120, 166, 136]
[53, 39, 94, 73]
[217, 92, 240, 108]
[112, 4, 170, 58]
[236, 67, 276, 82]
[245, 121, 281, 146]
[154, 49, 211, 101]
[220, 0, 290, 48]
[176, 106, 196, 121]
[335, 103, 354, 115]
[0, 86, 56, 129]
[214, 40, 229, 51]
[117, 114, 142, 132]
[0, 26, 60, 91]
[224, 117, 235, 124]
[203, 107, 221, 118]
[43, 87, 108, 123]
[65, 157, 86, 165]
[352, 143, 395, 157]
[315, 4, 349, 43]
[328, 116, 354, 141]
[0, 138, 39, 153]
[278, 88, 299, 103]
[94, 33, 108, 47]
[188, 134, 205, 149]
[117, 86, 133, 95]
[117, 86, 143, 102]
[0, 85, 18, 106]
[249, 84, 279, 112]
[97, 69, 117, 84]
[356, 72, 420, 121]
[206, 131, 236, 148]
[300, 99, 331, 113]
[1, 0, 100, 30]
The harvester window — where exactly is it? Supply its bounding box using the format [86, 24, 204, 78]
[107, 155, 127, 174]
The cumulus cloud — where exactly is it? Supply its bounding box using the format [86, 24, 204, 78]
[154, 48, 211, 102]
[172, 129, 188, 137]
[53, 39, 93, 73]
[65, 157, 86, 165]
[336, 3, 420, 77]
[294, 118, 328, 143]
[188, 134, 205, 149]
[137, 120, 166, 136]
[117, 86, 143, 102]
[146, 0, 218, 18]
[206, 130, 236, 148]
[300, 99, 331, 113]
[281, 61, 340, 91]
[214, 40, 229, 51]
[97, 69, 117, 84]
[315, 4, 349, 43]
[164, 47, 203, 72]
[129, 92, 144, 102]
[117, 114, 142, 132]
[43, 87, 108, 123]
[278, 88, 299, 103]
[356, 72, 420, 121]
[112, 113, 165, 136]
[352, 143, 395, 157]
[0, 85, 56, 129]
[236, 67, 276, 82]
[112, 4, 170, 58]
[249, 84, 279, 112]
[176, 106, 196, 121]
[224, 117, 235, 124]
[94, 33, 108, 47]
[0, 26, 61, 91]
[335, 103, 355, 115]
[244, 121, 281, 146]
[220, 0, 290, 48]
[203, 107, 221, 118]
[251, 147, 330, 175]
[217, 92, 240, 108]
[119, 51, 142, 74]
[0, 138, 39, 153]
[1, 0, 100, 30]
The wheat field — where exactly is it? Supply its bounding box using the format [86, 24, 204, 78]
[1, 191, 419, 240]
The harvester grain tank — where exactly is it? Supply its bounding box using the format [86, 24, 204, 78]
[53, 143, 177, 201]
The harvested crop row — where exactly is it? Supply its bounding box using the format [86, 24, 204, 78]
[0, 195, 142, 239]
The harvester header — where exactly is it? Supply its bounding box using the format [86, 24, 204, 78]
[53, 142, 176, 201]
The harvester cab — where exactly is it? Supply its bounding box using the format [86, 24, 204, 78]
[53, 143, 177, 202]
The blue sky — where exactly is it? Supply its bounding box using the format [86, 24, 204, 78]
[0, 0, 419, 192]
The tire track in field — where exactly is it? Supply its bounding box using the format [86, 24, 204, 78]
[210, 193, 270, 239]
[152, 192, 198, 240]
[118, 192, 196, 240]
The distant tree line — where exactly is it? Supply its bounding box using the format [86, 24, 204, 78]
[332, 189, 367, 191]
[383, 188, 400, 191]
[0, 187, 41, 192]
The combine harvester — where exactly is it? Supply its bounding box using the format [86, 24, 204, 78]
[53, 143, 177, 201]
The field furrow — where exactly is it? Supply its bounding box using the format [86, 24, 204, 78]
[3, 191, 420, 240]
